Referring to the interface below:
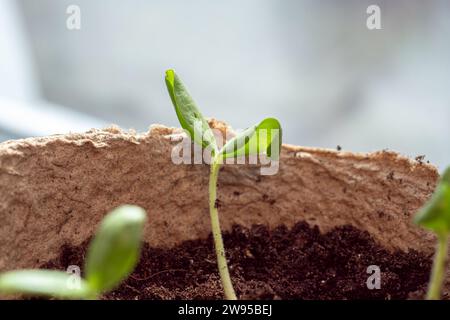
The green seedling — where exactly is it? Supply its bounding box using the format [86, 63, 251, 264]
[414, 166, 450, 300]
[0, 205, 147, 299]
[165, 69, 282, 300]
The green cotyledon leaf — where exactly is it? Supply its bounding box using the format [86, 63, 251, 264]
[165, 69, 217, 154]
[218, 117, 282, 160]
[0, 270, 92, 299]
[85, 205, 147, 294]
[414, 167, 450, 235]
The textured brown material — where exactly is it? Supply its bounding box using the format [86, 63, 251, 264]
[0, 121, 440, 274]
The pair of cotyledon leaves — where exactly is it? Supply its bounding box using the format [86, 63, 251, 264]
[415, 167, 450, 236]
[165, 70, 282, 161]
[0, 205, 146, 299]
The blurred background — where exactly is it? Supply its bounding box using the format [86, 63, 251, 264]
[1, 0, 449, 168]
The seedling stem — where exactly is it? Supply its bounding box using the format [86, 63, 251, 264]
[209, 156, 237, 300]
[427, 233, 448, 300]
[414, 166, 450, 300]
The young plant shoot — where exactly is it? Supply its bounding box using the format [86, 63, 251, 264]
[165, 69, 282, 300]
[0, 205, 147, 299]
[414, 166, 450, 300]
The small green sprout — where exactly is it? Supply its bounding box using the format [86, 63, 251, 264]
[414, 166, 450, 300]
[0, 205, 147, 299]
[165, 69, 282, 300]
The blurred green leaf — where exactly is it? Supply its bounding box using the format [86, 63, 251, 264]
[441, 167, 450, 185]
[165, 69, 217, 153]
[219, 117, 282, 160]
[85, 205, 147, 293]
[0, 270, 91, 299]
[414, 167, 450, 235]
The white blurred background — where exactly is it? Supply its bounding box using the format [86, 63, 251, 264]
[1, 0, 449, 169]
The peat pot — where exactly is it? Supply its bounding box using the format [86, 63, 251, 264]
[0, 122, 442, 299]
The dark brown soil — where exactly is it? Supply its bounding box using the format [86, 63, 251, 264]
[41, 222, 431, 300]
